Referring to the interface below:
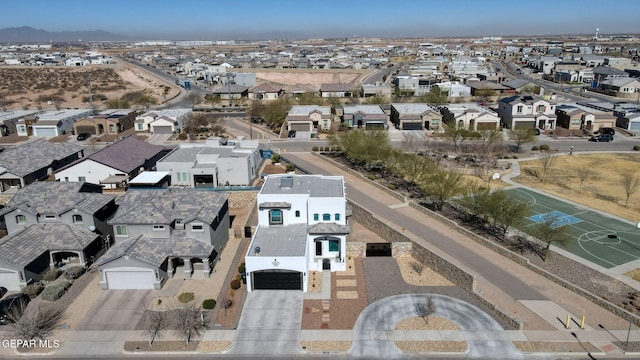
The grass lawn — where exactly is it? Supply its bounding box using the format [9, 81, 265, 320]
[514, 153, 640, 222]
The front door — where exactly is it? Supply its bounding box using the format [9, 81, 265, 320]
[316, 241, 322, 256]
[322, 259, 331, 270]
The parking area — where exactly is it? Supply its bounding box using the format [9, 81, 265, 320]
[75, 290, 152, 330]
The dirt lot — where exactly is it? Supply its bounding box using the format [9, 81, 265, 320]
[0, 62, 179, 110]
[514, 153, 640, 221]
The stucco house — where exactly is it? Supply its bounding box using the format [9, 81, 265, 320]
[245, 174, 350, 292]
[555, 103, 617, 132]
[285, 105, 332, 132]
[390, 103, 442, 131]
[320, 83, 357, 98]
[73, 109, 138, 136]
[497, 95, 557, 130]
[18, 109, 93, 137]
[94, 189, 230, 290]
[55, 135, 167, 189]
[248, 83, 284, 101]
[134, 109, 192, 133]
[0, 139, 83, 192]
[0, 182, 117, 290]
[342, 105, 388, 129]
[155, 137, 261, 187]
[440, 103, 500, 131]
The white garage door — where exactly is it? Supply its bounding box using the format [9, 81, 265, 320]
[0, 269, 21, 291]
[152, 126, 173, 134]
[630, 122, 640, 131]
[33, 127, 58, 137]
[105, 269, 155, 289]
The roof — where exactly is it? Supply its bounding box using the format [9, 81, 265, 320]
[260, 174, 344, 198]
[308, 223, 350, 235]
[499, 95, 555, 106]
[93, 234, 214, 268]
[593, 66, 628, 76]
[109, 188, 228, 225]
[250, 83, 283, 93]
[2, 182, 115, 217]
[0, 139, 82, 177]
[321, 83, 356, 92]
[0, 223, 99, 268]
[600, 78, 639, 87]
[391, 103, 437, 115]
[287, 105, 331, 117]
[248, 223, 308, 257]
[500, 79, 532, 90]
[466, 80, 510, 90]
[342, 105, 385, 115]
[130, 171, 170, 184]
[211, 84, 249, 94]
[82, 135, 165, 174]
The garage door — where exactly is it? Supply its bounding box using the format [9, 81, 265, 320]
[630, 122, 640, 131]
[76, 125, 96, 135]
[514, 121, 536, 130]
[365, 122, 385, 130]
[152, 126, 173, 134]
[290, 123, 310, 131]
[252, 270, 302, 290]
[402, 122, 422, 130]
[105, 269, 155, 289]
[33, 127, 58, 137]
[0, 270, 21, 291]
[477, 122, 497, 130]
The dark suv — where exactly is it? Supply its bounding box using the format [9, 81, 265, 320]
[0, 293, 30, 325]
[589, 133, 613, 142]
[599, 127, 615, 136]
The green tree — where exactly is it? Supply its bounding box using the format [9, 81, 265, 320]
[481, 190, 530, 238]
[443, 123, 470, 151]
[420, 169, 467, 210]
[509, 128, 537, 152]
[417, 86, 448, 106]
[364, 94, 388, 105]
[297, 92, 325, 106]
[330, 130, 393, 167]
[474, 87, 497, 103]
[532, 212, 570, 261]
[249, 100, 267, 120]
[105, 97, 131, 109]
[263, 97, 292, 132]
[389, 152, 436, 185]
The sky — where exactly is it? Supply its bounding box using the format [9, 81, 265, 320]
[1, 0, 639, 40]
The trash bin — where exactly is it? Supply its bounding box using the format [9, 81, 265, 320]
[244, 226, 252, 238]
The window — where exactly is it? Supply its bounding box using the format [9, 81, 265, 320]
[269, 209, 283, 225]
[313, 213, 319, 221]
[537, 105, 546, 113]
[153, 225, 165, 231]
[136, 123, 144, 130]
[177, 172, 181, 181]
[329, 240, 339, 252]
[322, 213, 330, 221]
[571, 119, 580, 126]
[78, 176, 86, 182]
[44, 215, 56, 220]
[182, 172, 187, 182]
[64, 177, 69, 182]
[335, 213, 340, 221]
[192, 224, 203, 231]
[115, 225, 128, 236]
[516, 105, 523, 114]
[109, 124, 115, 133]
[72, 214, 83, 224]
[295, 210, 300, 218]
[15, 215, 26, 224]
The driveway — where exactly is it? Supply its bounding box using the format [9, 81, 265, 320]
[146, 133, 171, 145]
[349, 294, 522, 359]
[75, 290, 152, 330]
[229, 290, 303, 355]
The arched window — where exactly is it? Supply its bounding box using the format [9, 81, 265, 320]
[269, 209, 283, 225]
[322, 213, 330, 221]
[72, 214, 83, 224]
[295, 210, 300, 217]
[15, 215, 26, 224]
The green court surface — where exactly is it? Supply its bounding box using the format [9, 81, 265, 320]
[506, 187, 640, 269]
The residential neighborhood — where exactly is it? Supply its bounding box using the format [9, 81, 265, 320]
[2, 2, 640, 358]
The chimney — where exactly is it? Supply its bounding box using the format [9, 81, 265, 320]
[280, 176, 293, 189]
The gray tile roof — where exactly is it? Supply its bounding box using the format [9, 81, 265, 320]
[260, 175, 344, 198]
[0, 139, 82, 177]
[308, 223, 350, 235]
[258, 202, 291, 209]
[86, 135, 164, 173]
[3, 182, 115, 217]
[109, 189, 228, 225]
[0, 223, 99, 268]
[248, 223, 308, 257]
[93, 233, 214, 268]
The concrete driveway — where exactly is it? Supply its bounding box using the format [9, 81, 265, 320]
[229, 290, 303, 355]
[75, 290, 152, 330]
[349, 293, 522, 359]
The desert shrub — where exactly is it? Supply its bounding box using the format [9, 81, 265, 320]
[387, 183, 396, 190]
[64, 266, 85, 281]
[230, 279, 241, 290]
[235, 274, 242, 282]
[512, 155, 518, 159]
[311, 146, 319, 152]
[539, 144, 550, 151]
[238, 262, 245, 274]
[22, 282, 45, 299]
[271, 153, 281, 164]
[531, 146, 540, 151]
[633, 145, 640, 151]
[367, 174, 376, 181]
[42, 268, 61, 282]
[202, 299, 216, 309]
[285, 163, 295, 172]
[177, 132, 188, 140]
[41, 282, 70, 301]
[178, 292, 195, 303]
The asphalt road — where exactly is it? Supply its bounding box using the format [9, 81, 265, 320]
[284, 153, 546, 302]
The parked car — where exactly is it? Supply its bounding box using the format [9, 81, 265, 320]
[599, 127, 615, 136]
[0, 293, 30, 325]
[76, 133, 91, 141]
[589, 134, 613, 142]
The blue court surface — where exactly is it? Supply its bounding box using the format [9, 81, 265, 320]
[505, 188, 640, 269]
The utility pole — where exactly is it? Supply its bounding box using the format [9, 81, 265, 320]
[225, 72, 235, 107]
[86, 76, 93, 111]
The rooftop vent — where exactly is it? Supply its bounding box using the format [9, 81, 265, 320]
[280, 176, 293, 189]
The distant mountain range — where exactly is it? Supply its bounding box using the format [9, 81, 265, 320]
[0, 26, 130, 43]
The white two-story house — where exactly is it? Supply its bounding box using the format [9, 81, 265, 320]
[245, 174, 350, 292]
[94, 189, 230, 289]
[497, 95, 557, 130]
[440, 103, 500, 131]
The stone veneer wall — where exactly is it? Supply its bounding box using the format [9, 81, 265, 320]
[346, 242, 366, 257]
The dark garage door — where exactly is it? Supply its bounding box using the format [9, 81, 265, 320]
[402, 122, 422, 130]
[252, 270, 302, 290]
[76, 125, 96, 135]
[290, 123, 310, 131]
[366, 243, 392, 257]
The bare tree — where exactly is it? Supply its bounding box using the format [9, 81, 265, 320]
[508, 128, 536, 152]
[409, 261, 425, 275]
[147, 310, 170, 347]
[185, 93, 203, 109]
[477, 129, 503, 159]
[538, 153, 558, 183]
[575, 166, 593, 192]
[222, 297, 233, 317]
[173, 304, 205, 346]
[414, 296, 436, 325]
[10, 302, 64, 340]
[621, 172, 640, 207]
[442, 123, 469, 151]
[532, 213, 571, 261]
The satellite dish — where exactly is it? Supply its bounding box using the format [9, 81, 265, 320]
[254, 246, 261, 254]
[88, 226, 96, 232]
[492, 173, 500, 180]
